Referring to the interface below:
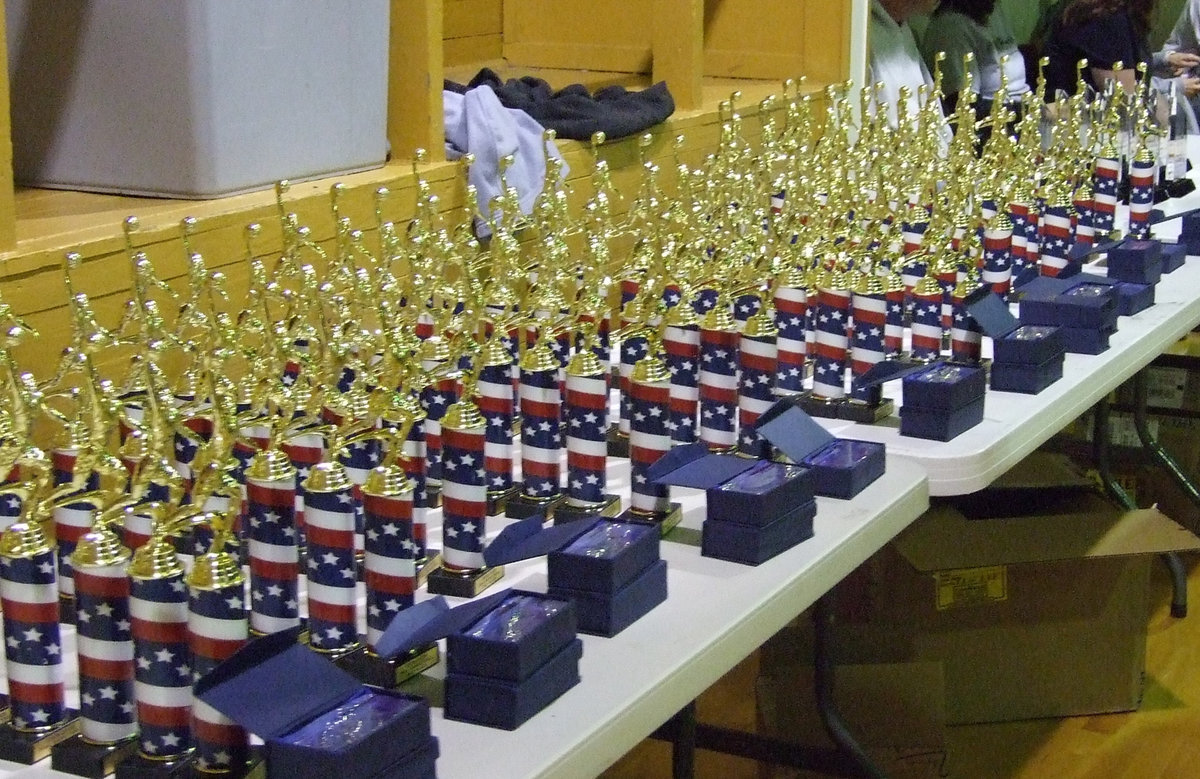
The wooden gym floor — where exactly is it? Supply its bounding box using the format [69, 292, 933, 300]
[601, 551, 1200, 779]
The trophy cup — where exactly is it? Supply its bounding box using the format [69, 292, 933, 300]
[52, 521, 139, 778]
[426, 358, 505, 597]
[186, 506, 255, 776]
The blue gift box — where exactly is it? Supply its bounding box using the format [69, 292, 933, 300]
[1019, 282, 1118, 330]
[1106, 239, 1163, 285]
[444, 638, 583, 730]
[193, 629, 433, 779]
[446, 591, 577, 682]
[546, 517, 661, 595]
[380, 739, 439, 779]
[1058, 325, 1113, 355]
[754, 400, 886, 499]
[989, 354, 1064, 394]
[647, 442, 814, 523]
[548, 558, 668, 637]
[900, 362, 987, 412]
[1161, 241, 1188, 272]
[965, 289, 1065, 366]
[899, 395, 985, 441]
[1115, 281, 1155, 316]
[700, 500, 817, 565]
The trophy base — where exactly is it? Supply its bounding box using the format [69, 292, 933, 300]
[422, 484, 443, 509]
[606, 425, 631, 458]
[306, 641, 362, 662]
[486, 486, 522, 516]
[416, 552, 443, 588]
[337, 642, 440, 688]
[552, 495, 623, 525]
[426, 564, 505, 598]
[59, 596, 77, 625]
[837, 398, 895, 424]
[197, 753, 264, 779]
[114, 752, 195, 779]
[618, 503, 684, 536]
[51, 732, 139, 779]
[505, 492, 565, 520]
[795, 394, 844, 420]
[0, 710, 81, 764]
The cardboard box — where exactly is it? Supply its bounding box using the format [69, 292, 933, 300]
[756, 627, 946, 779]
[828, 481, 1200, 725]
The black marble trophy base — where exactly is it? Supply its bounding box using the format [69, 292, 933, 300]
[606, 425, 631, 458]
[416, 552, 443, 587]
[191, 754, 264, 779]
[485, 485, 522, 516]
[52, 733, 139, 778]
[551, 494, 622, 525]
[618, 503, 684, 536]
[337, 642, 440, 688]
[505, 492, 565, 520]
[59, 596, 76, 626]
[0, 711, 81, 764]
[795, 394, 844, 420]
[837, 398, 895, 423]
[422, 484, 443, 509]
[426, 564, 505, 598]
[114, 751, 195, 779]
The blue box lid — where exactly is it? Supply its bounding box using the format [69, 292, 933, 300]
[195, 627, 366, 739]
[1110, 238, 1162, 262]
[963, 288, 1018, 340]
[483, 515, 596, 567]
[646, 441, 759, 488]
[754, 400, 834, 463]
[374, 589, 513, 659]
[1154, 205, 1200, 225]
[852, 358, 929, 389]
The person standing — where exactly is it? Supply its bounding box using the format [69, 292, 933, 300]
[869, 0, 943, 125]
[920, 0, 1030, 113]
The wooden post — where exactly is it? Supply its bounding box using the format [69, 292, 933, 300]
[0, 2, 18, 252]
[389, 0, 445, 162]
[653, 0, 703, 111]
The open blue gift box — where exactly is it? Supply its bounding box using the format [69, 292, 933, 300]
[700, 501, 816, 565]
[547, 518, 661, 595]
[965, 288, 1065, 394]
[755, 400, 886, 500]
[1161, 241, 1188, 272]
[194, 628, 436, 779]
[1020, 280, 1118, 331]
[647, 442, 815, 520]
[1106, 239, 1163, 285]
[549, 558, 668, 637]
[857, 360, 986, 442]
[1114, 281, 1155, 316]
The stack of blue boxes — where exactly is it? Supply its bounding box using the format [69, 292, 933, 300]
[898, 362, 988, 441]
[965, 289, 1066, 394]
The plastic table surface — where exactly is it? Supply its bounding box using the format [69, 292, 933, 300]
[0, 456, 928, 779]
[822, 200, 1200, 497]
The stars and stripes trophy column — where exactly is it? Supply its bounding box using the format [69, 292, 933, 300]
[800, 269, 853, 418]
[477, 333, 520, 516]
[115, 522, 195, 779]
[343, 423, 440, 687]
[845, 273, 893, 422]
[663, 301, 701, 445]
[242, 447, 300, 638]
[621, 325, 683, 534]
[773, 267, 810, 397]
[0, 515, 80, 762]
[426, 370, 505, 597]
[51, 523, 139, 777]
[555, 318, 622, 525]
[299, 453, 361, 659]
[506, 328, 568, 519]
[1128, 145, 1155, 241]
[388, 387, 441, 584]
[736, 305, 778, 458]
[697, 299, 740, 452]
[186, 512, 254, 777]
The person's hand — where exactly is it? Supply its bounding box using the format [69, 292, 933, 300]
[1184, 76, 1200, 97]
[1167, 50, 1200, 75]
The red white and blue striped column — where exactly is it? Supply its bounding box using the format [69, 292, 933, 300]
[71, 529, 137, 745]
[362, 479, 416, 650]
[128, 534, 192, 762]
[337, 438, 378, 566]
[1025, 201, 1042, 271]
[244, 456, 300, 636]
[698, 308, 739, 451]
[51, 446, 97, 609]
[1008, 200, 1031, 280]
[883, 271, 906, 356]
[1128, 150, 1155, 240]
[811, 281, 851, 400]
[774, 280, 808, 395]
[121, 479, 177, 553]
[439, 418, 488, 575]
[0, 522, 70, 734]
[398, 407, 432, 565]
[1092, 153, 1121, 237]
[628, 364, 674, 518]
[518, 351, 563, 503]
[1073, 181, 1095, 251]
[617, 331, 647, 443]
[281, 429, 323, 549]
[301, 476, 359, 655]
[910, 276, 944, 362]
[187, 547, 249, 774]
[950, 281, 984, 364]
[420, 367, 458, 495]
[477, 351, 516, 504]
[737, 312, 778, 458]
[663, 314, 700, 444]
[850, 280, 888, 403]
[982, 214, 1014, 298]
[564, 355, 610, 509]
[1038, 198, 1075, 277]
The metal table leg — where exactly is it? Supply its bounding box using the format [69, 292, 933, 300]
[1093, 393, 1188, 618]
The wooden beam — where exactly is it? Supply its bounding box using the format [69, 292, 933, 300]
[0, 3, 18, 251]
[389, 0, 446, 162]
[653, 0, 703, 110]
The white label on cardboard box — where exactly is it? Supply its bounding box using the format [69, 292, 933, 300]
[1145, 367, 1187, 409]
[934, 566, 1007, 611]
